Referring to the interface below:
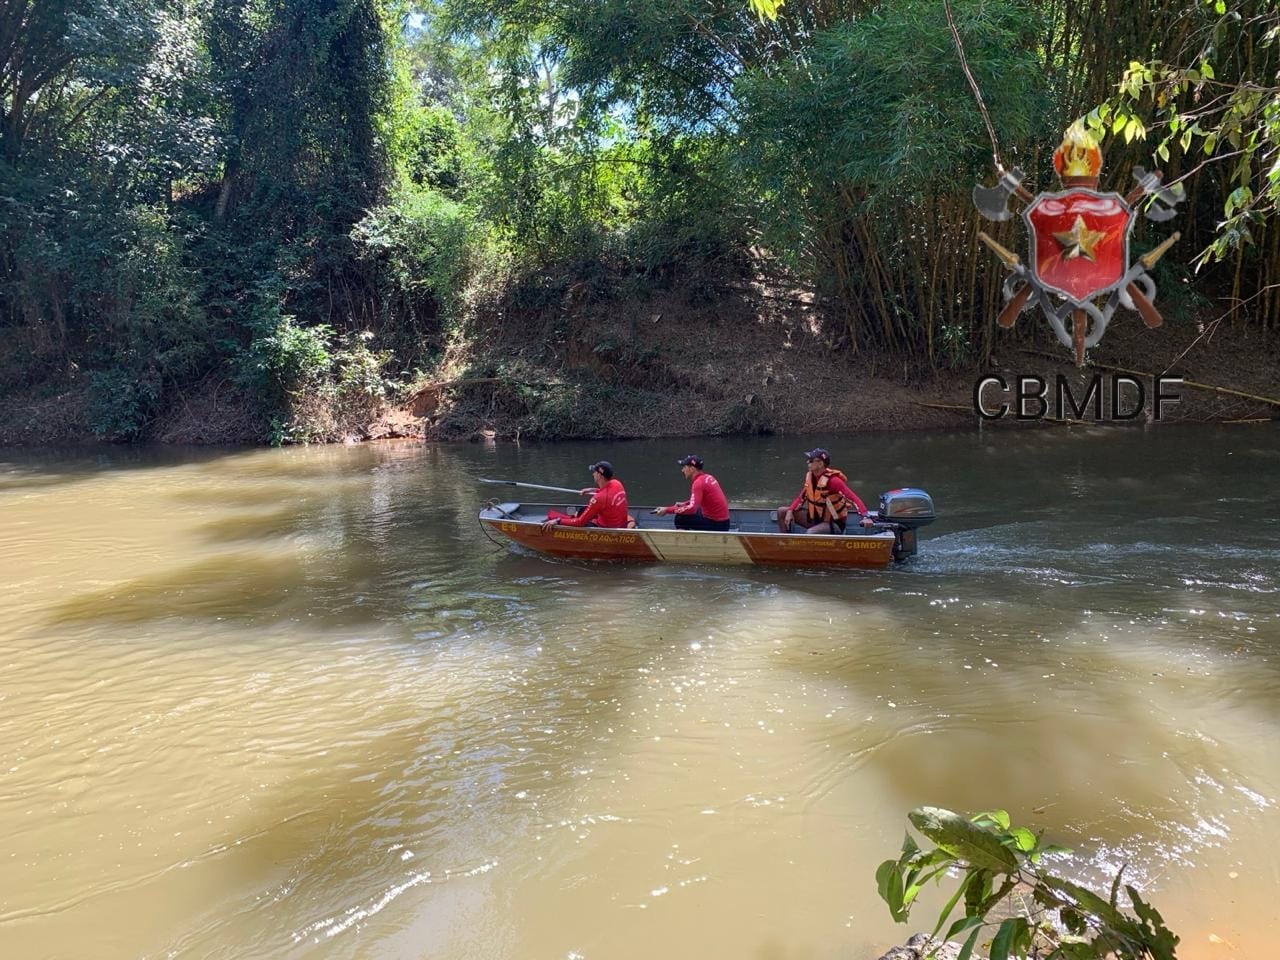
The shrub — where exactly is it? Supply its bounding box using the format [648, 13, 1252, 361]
[241, 319, 397, 444]
[352, 185, 482, 335]
[878, 806, 1179, 960]
[87, 368, 161, 440]
[242, 315, 334, 405]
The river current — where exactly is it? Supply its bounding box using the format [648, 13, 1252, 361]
[1, 426, 1277, 959]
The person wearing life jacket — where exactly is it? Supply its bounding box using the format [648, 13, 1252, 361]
[652, 454, 731, 531]
[541, 460, 631, 530]
[778, 448, 870, 534]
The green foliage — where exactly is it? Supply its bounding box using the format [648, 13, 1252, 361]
[1095, 3, 1279, 267]
[733, 0, 1051, 355]
[74, 205, 217, 439]
[87, 368, 161, 440]
[0, 0, 220, 360]
[243, 316, 335, 405]
[206, 0, 394, 231]
[739, 0, 1049, 205]
[399, 105, 468, 191]
[352, 184, 482, 328]
[6, 0, 1280, 443]
[1, 0, 420, 441]
[878, 807, 1180, 960]
[242, 318, 398, 444]
[747, 0, 784, 20]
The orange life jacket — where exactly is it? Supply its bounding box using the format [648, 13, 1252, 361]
[803, 468, 849, 523]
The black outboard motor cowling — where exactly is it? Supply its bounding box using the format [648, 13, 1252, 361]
[876, 488, 936, 561]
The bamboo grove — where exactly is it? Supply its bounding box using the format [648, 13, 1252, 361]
[1, 0, 1277, 436]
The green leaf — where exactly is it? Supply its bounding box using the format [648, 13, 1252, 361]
[978, 876, 1018, 917]
[945, 915, 986, 942]
[1009, 827, 1037, 852]
[905, 864, 949, 909]
[1084, 110, 1108, 141]
[1229, 186, 1253, 213]
[877, 859, 907, 921]
[965, 869, 992, 916]
[1123, 63, 1146, 99]
[901, 831, 921, 858]
[1060, 906, 1088, 935]
[984, 810, 1011, 830]
[930, 872, 973, 939]
[1058, 942, 1098, 960]
[1128, 886, 1181, 960]
[1225, 186, 1253, 218]
[1032, 884, 1063, 912]
[909, 807, 1019, 873]
[876, 860, 896, 903]
[1042, 876, 1142, 939]
[1110, 863, 1126, 907]
[748, 0, 785, 20]
[956, 926, 982, 960]
[989, 917, 1022, 960]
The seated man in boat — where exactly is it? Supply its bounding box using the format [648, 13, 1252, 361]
[653, 455, 731, 531]
[541, 461, 630, 531]
[777, 448, 870, 535]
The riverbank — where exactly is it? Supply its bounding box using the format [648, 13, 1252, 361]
[3, 277, 1278, 446]
[410, 278, 1280, 442]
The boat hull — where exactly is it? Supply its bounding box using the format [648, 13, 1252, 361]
[479, 503, 899, 568]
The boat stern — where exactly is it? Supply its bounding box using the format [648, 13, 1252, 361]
[875, 488, 936, 561]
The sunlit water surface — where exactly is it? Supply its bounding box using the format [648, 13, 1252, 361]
[1, 428, 1277, 960]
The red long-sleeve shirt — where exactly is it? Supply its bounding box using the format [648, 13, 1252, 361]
[560, 478, 630, 528]
[788, 471, 868, 515]
[669, 472, 730, 521]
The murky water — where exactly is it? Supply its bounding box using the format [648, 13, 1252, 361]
[1, 428, 1277, 960]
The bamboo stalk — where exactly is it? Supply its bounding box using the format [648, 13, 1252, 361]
[912, 400, 971, 411]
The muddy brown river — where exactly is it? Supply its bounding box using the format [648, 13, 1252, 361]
[1, 427, 1277, 959]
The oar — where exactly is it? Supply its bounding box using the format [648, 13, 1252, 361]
[480, 478, 584, 496]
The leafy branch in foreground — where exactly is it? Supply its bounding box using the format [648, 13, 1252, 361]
[1094, 2, 1280, 266]
[877, 807, 1179, 960]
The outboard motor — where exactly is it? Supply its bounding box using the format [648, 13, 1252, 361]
[876, 488, 936, 561]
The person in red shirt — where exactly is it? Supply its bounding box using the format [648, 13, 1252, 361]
[778, 448, 871, 534]
[541, 460, 630, 530]
[653, 454, 732, 531]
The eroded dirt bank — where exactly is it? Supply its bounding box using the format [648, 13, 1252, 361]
[3, 278, 1278, 446]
